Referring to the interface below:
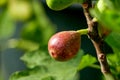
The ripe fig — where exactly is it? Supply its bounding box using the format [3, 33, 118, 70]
[48, 31, 81, 61]
[46, 0, 84, 11]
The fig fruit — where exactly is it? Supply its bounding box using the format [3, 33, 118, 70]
[46, 0, 84, 11]
[48, 31, 81, 61]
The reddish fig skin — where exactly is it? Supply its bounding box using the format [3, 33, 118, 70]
[48, 31, 81, 61]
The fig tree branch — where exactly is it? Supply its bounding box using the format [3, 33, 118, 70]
[82, 0, 116, 80]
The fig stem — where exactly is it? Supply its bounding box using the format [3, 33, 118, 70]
[77, 28, 88, 35]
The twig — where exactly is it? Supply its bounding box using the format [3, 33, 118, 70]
[82, 0, 116, 80]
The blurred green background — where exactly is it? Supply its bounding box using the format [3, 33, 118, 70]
[0, 0, 113, 80]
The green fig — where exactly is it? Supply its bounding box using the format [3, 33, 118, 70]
[46, 0, 84, 11]
[48, 31, 81, 61]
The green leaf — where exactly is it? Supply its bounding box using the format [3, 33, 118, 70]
[20, 50, 51, 68]
[107, 53, 120, 79]
[105, 32, 120, 52]
[20, 50, 84, 68]
[10, 67, 55, 80]
[107, 53, 120, 67]
[77, 54, 97, 70]
[10, 50, 84, 80]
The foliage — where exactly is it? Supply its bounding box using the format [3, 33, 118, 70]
[77, 54, 98, 70]
[10, 50, 84, 80]
[0, 0, 120, 80]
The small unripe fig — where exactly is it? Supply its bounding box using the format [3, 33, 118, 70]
[48, 31, 81, 61]
[46, 0, 84, 11]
